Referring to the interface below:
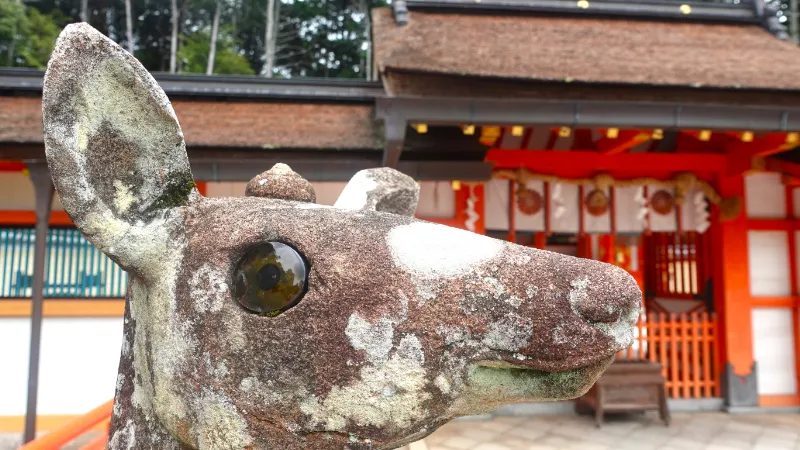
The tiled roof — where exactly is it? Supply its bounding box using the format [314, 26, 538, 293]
[0, 97, 382, 150]
[372, 7, 800, 91]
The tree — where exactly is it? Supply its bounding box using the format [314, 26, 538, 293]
[124, 0, 134, 54]
[179, 27, 255, 74]
[262, 0, 278, 76]
[207, 0, 222, 74]
[0, 0, 66, 68]
[170, 0, 179, 72]
[0, 0, 26, 66]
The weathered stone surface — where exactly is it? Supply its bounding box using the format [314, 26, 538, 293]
[246, 163, 316, 203]
[334, 168, 420, 217]
[42, 24, 642, 450]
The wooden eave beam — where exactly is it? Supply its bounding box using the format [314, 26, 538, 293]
[485, 149, 725, 180]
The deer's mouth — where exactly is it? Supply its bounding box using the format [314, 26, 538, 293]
[447, 355, 616, 417]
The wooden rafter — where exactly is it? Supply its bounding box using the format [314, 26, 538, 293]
[596, 130, 651, 155]
[726, 132, 800, 158]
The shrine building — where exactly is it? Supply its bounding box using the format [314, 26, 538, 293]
[2, 0, 800, 439]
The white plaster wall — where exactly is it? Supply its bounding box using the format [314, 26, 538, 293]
[417, 181, 455, 219]
[746, 172, 786, 219]
[484, 179, 510, 231]
[206, 180, 459, 218]
[309, 182, 346, 206]
[205, 181, 247, 198]
[747, 230, 791, 297]
[549, 183, 579, 234]
[680, 189, 710, 233]
[0, 172, 64, 211]
[793, 188, 800, 219]
[615, 186, 644, 234]
[0, 317, 123, 416]
[752, 308, 798, 396]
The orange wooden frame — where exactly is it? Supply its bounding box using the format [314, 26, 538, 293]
[0, 299, 125, 317]
[0, 210, 73, 226]
[18, 400, 113, 449]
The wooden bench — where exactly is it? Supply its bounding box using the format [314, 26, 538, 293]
[575, 359, 670, 428]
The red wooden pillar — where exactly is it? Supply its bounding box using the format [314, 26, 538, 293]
[712, 174, 757, 408]
[785, 185, 800, 398]
[508, 180, 517, 243]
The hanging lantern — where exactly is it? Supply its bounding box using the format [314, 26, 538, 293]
[585, 189, 609, 216]
[517, 187, 543, 216]
[651, 190, 675, 215]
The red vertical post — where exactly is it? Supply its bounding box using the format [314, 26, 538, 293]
[701, 312, 712, 398]
[544, 182, 551, 237]
[670, 313, 680, 398]
[712, 174, 754, 406]
[534, 232, 546, 250]
[578, 185, 585, 237]
[508, 180, 517, 243]
[785, 184, 800, 396]
[691, 312, 701, 398]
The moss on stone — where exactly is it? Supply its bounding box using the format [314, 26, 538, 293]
[150, 171, 196, 212]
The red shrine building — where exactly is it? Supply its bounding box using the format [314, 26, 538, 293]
[2, 0, 800, 440]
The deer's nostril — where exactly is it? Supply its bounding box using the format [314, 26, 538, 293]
[578, 302, 621, 324]
[570, 265, 642, 325]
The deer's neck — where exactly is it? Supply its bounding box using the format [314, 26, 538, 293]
[107, 289, 187, 450]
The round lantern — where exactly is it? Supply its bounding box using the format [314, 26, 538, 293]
[517, 187, 543, 215]
[585, 189, 609, 216]
[651, 190, 675, 215]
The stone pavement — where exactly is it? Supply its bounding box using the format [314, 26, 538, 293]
[417, 412, 800, 450]
[3, 412, 799, 449]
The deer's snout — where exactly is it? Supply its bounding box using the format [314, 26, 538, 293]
[571, 263, 642, 326]
[388, 222, 642, 373]
[485, 246, 643, 372]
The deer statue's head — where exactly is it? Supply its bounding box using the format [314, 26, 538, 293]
[43, 24, 642, 450]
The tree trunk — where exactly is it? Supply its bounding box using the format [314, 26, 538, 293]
[361, 0, 372, 81]
[791, 0, 799, 44]
[207, 1, 221, 75]
[169, 0, 179, 73]
[231, 0, 238, 35]
[263, 0, 278, 77]
[80, 0, 88, 22]
[124, 0, 134, 54]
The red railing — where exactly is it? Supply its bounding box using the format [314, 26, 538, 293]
[19, 400, 112, 450]
[617, 312, 719, 398]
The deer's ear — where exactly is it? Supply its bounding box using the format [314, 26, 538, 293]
[42, 24, 197, 270]
[334, 168, 419, 217]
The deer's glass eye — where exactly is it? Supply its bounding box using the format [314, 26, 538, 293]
[232, 242, 307, 316]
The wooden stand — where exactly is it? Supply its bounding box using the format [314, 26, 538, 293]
[576, 360, 670, 428]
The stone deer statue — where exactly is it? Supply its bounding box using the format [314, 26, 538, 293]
[42, 24, 641, 450]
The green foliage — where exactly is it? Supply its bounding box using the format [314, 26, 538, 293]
[0, 0, 66, 68]
[18, 8, 68, 68]
[178, 27, 256, 74]
[0, 0, 26, 43]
